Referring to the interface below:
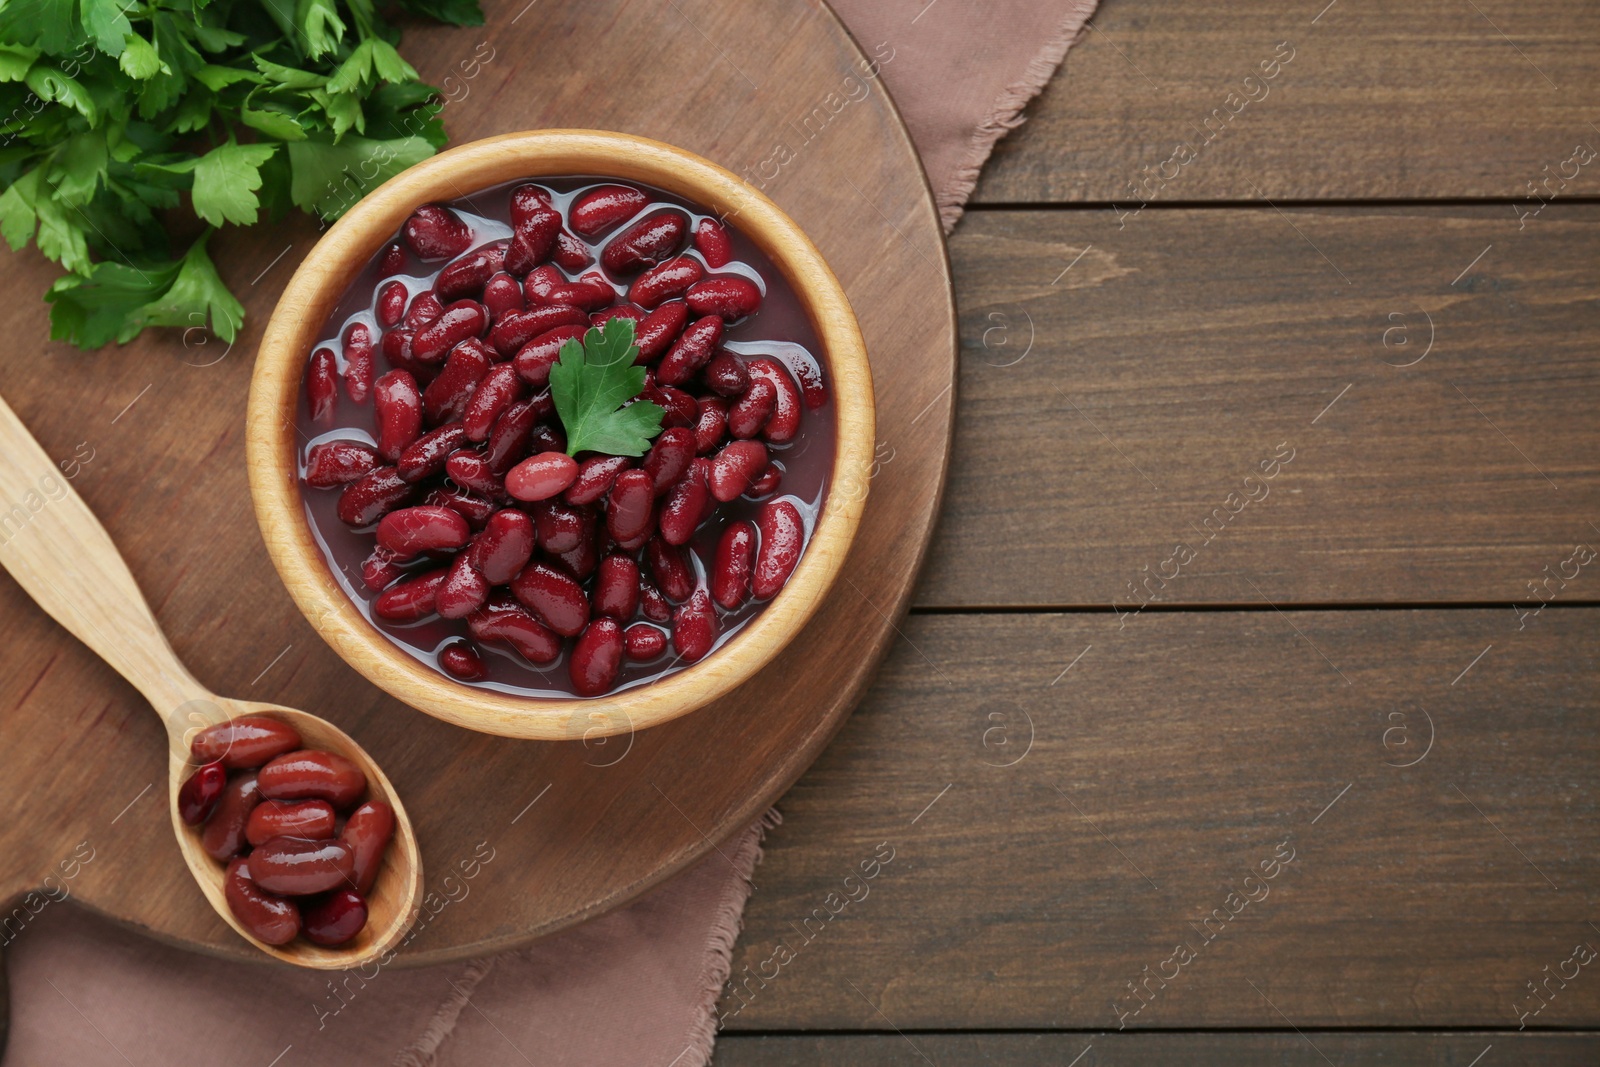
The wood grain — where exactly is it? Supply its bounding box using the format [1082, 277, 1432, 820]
[719, 610, 1599, 1029]
[973, 0, 1600, 204]
[0, 0, 954, 964]
[918, 206, 1600, 608]
[714, 1032, 1600, 1065]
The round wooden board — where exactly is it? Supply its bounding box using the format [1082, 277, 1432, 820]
[0, 0, 954, 965]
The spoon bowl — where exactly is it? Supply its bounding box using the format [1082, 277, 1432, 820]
[168, 700, 422, 969]
[0, 393, 422, 969]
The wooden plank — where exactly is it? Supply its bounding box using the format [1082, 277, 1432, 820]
[715, 1032, 1600, 1065]
[719, 610, 1600, 1029]
[917, 206, 1600, 609]
[972, 0, 1600, 203]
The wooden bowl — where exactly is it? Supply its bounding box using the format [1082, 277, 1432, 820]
[247, 130, 875, 741]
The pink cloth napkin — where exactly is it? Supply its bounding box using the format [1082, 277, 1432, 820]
[1, 2, 1096, 1063]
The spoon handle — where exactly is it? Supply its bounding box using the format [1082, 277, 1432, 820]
[0, 394, 209, 716]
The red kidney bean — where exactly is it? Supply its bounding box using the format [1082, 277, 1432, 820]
[564, 455, 631, 505]
[376, 280, 408, 328]
[571, 184, 650, 237]
[554, 230, 592, 270]
[505, 195, 562, 274]
[689, 457, 716, 523]
[435, 243, 504, 301]
[671, 589, 717, 662]
[302, 888, 368, 947]
[373, 369, 422, 462]
[485, 398, 537, 474]
[426, 487, 496, 528]
[711, 525, 755, 614]
[635, 301, 689, 363]
[439, 639, 488, 680]
[746, 463, 782, 498]
[593, 554, 640, 618]
[506, 451, 578, 501]
[341, 800, 395, 895]
[471, 508, 534, 584]
[528, 422, 567, 455]
[405, 290, 445, 330]
[378, 242, 407, 278]
[259, 750, 367, 810]
[511, 560, 590, 636]
[381, 327, 428, 382]
[592, 305, 645, 329]
[624, 623, 667, 661]
[658, 464, 709, 546]
[728, 378, 776, 439]
[703, 350, 749, 397]
[201, 772, 260, 861]
[533, 501, 586, 553]
[693, 217, 733, 268]
[708, 439, 769, 501]
[642, 427, 695, 495]
[647, 537, 694, 602]
[304, 440, 379, 487]
[422, 340, 491, 424]
[612, 531, 648, 555]
[491, 304, 588, 358]
[746, 358, 801, 443]
[754, 498, 804, 599]
[482, 271, 525, 322]
[337, 465, 412, 526]
[307, 347, 338, 420]
[693, 396, 729, 454]
[605, 469, 655, 542]
[638, 577, 673, 625]
[342, 322, 375, 403]
[557, 273, 619, 311]
[523, 266, 614, 310]
[462, 365, 524, 442]
[468, 595, 562, 663]
[656, 315, 723, 386]
[225, 857, 301, 945]
[687, 276, 762, 321]
[436, 550, 490, 618]
[377, 505, 470, 558]
[360, 547, 403, 591]
[179, 760, 226, 824]
[373, 567, 447, 621]
[513, 324, 587, 386]
[569, 618, 624, 696]
[444, 450, 502, 497]
[645, 384, 698, 428]
[564, 509, 603, 578]
[192, 715, 303, 768]
[413, 301, 489, 362]
[404, 204, 472, 260]
[629, 256, 703, 309]
[790, 356, 829, 410]
[245, 799, 336, 847]
[397, 424, 469, 483]
[603, 210, 688, 274]
[250, 836, 356, 896]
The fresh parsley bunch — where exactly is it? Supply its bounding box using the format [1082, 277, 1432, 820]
[0, 0, 483, 349]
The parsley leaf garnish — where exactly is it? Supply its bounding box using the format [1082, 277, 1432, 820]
[0, 0, 483, 349]
[548, 318, 666, 458]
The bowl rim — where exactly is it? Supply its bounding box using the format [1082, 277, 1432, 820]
[246, 130, 875, 740]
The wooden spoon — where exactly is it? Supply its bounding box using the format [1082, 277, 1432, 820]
[0, 394, 421, 969]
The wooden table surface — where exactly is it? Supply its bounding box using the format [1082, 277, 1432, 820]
[713, 0, 1600, 1062]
